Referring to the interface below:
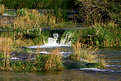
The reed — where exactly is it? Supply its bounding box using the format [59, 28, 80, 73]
[0, 4, 5, 15]
[13, 8, 64, 30]
[14, 9, 41, 30]
[34, 48, 64, 71]
[69, 41, 105, 68]
[45, 48, 64, 71]
[0, 37, 13, 69]
[70, 41, 97, 62]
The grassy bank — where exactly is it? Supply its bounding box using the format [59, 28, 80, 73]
[0, 17, 107, 71]
[0, 0, 120, 71]
[0, 36, 105, 71]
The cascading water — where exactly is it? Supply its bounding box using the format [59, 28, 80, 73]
[43, 33, 59, 46]
[60, 30, 74, 46]
[26, 31, 73, 48]
[11, 32, 74, 60]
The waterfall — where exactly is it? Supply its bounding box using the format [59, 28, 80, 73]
[60, 30, 74, 46]
[26, 30, 74, 48]
[44, 33, 59, 46]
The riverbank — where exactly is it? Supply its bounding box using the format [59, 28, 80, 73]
[0, 2, 120, 72]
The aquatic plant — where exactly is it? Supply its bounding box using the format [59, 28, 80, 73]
[45, 48, 64, 71]
[70, 41, 97, 61]
[34, 48, 64, 71]
[0, 37, 13, 69]
[69, 41, 105, 68]
[13, 8, 66, 30]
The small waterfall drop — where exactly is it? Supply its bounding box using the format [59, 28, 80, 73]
[44, 33, 59, 46]
[26, 31, 74, 48]
[60, 31, 74, 46]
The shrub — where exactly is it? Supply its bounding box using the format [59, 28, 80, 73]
[71, 22, 121, 47]
[76, 0, 121, 25]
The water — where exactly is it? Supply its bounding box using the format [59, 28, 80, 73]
[3, 47, 121, 81]
[26, 33, 72, 49]
[80, 48, 121, 73]
[0, 69, 121, 81]
[4, 32, 121, 80]
[99, 48, 121, 71]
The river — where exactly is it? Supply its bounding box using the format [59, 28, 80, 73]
[0, 47, 121, 81]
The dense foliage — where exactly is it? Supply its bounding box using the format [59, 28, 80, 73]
[0, 0, 76, 9]
[1, 0, 121, 26]
[1, 0, 121, 72]
[71, 23, 121, 47]
[76, 0, 121, 25]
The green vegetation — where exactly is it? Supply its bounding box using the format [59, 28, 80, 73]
[1, 0, 121, 26]
[0, 0, 120, 71]
[69, 41, 105, 68]
[0, 44, 64, 71]
[70, 23, 121, 47]
[0, 0, 76, 9]
[76, 0, 121, 26]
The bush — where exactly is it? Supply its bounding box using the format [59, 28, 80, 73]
[76, 0, 121, 25]
[70, 22, 121, 47]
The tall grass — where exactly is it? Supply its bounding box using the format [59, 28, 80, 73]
[45, 48, 64, 71]
[0, 41, 64, 71]
[69, 41, 106, 68]
[34, 48, 64, 71]
[0, 0, 75, 9]
[0, 4, 5, 15]
[14, 9, 42, 30]
[13, 8, 65, 30]
[70, 41, 98, 62]
[0, 37, 13, 69]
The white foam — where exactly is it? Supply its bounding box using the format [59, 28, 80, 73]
[11, 57, 20, 60]
[29, 51, 72, 55]
[106, 65, 121, 67]
[26, 33, 72, 49]
[80, 68, 115, 72]
[29, 51, 48, 54]
[26, 44, 69, 48]
[106, 60, 121, 62]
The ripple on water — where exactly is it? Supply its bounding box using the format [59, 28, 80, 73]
[106, 65, 121, 68]
[105, 60, 121, 62]
[80, 68, 121, 73]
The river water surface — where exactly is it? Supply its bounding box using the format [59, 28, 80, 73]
[0, 47, 121, 81]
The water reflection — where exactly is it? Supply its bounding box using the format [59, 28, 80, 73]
[0, 47, 121, 81]
[0, 70, 121, 81]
